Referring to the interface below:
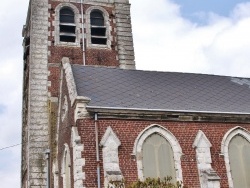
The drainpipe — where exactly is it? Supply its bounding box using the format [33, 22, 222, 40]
[45, 149, 51, 188]
[80, 0, 86, 65]
[95, 113, 101, 188]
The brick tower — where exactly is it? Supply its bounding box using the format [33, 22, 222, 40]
[21, 0, 135, 187]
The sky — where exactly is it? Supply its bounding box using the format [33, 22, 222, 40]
[0, 0, 250, 187]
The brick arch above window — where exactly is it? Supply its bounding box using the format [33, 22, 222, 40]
[54, 3, 81, 46]
[221, 126, 250, 188]
[85, 6, 111, 49]
[132, 124, 183, 182]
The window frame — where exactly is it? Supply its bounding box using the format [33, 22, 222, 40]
[54, 3, 81, 46]
[142, 133, 177, 180]
[61, 144, 71, 188]
[132, 124, 183, 182]
[86, 6, 111, 49]
[221, 126, 250, 188]
[90, 10, 107, 45]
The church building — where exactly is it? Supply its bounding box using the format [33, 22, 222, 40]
[21, 0, 250, 188]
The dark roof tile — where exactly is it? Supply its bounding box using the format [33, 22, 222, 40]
[71, 65, 250, 114]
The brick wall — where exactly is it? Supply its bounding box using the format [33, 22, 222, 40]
[48, 1, 120, 68]
[57, 71, 75, 188]
[47, 1, 122, 99]
[76, 118, 250, 188]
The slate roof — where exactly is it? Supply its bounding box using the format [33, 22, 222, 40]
[72, 65, 250, 114]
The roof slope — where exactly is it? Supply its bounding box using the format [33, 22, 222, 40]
[72, 65, 250, 114]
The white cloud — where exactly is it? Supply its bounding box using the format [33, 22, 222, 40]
[231, 2, 250, 19]
[131, 0, 250, 77]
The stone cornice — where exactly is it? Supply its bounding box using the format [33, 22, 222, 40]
[86, 107, 250, 123]
[74, 97, 91, 121]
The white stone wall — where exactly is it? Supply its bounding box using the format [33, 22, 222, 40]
[100, 126, 123, 187]
[61, 96, 68, 122]
[114, 2, 135, 69]
[62, 57, 78, 106]
[71, 127, 85, 188]
[193, 130, 220, 188]
[27, 0, 49, 187]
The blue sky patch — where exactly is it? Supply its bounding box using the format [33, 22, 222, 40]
[0, 151, 18, 172]
[173, 0, 249, 23]
[0, 104, 6, 115]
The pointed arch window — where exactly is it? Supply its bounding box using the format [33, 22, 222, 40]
[228, 135, 250, 188]
[90, 10, 107, 45]
[61, 144, 71, 188]
[221, 126, 250, 188]
[59, 7, 76, 42]
[133, 125, 183, 182]
[142, 133, 176, 180]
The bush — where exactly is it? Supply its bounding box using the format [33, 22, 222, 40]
[108, 177, 185, 188]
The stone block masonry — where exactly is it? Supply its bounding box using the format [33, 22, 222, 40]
[27, 0, 49, 187]
[115, 2, 135, 69]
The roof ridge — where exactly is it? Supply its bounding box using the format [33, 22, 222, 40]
[71, 64, 250, 79]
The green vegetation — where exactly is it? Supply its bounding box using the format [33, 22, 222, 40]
[109, 177, 186, 188]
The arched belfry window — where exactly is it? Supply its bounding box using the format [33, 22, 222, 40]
[59, 7, 76, 42]
[221, 126, 250, 188]
[90, 10, 107, 45]
[228, 135, 250, 187]
[142, 133, 176, 180]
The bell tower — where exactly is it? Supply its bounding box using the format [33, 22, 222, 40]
[48, 0, 135, 68]
[21, 0, 135, 187]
